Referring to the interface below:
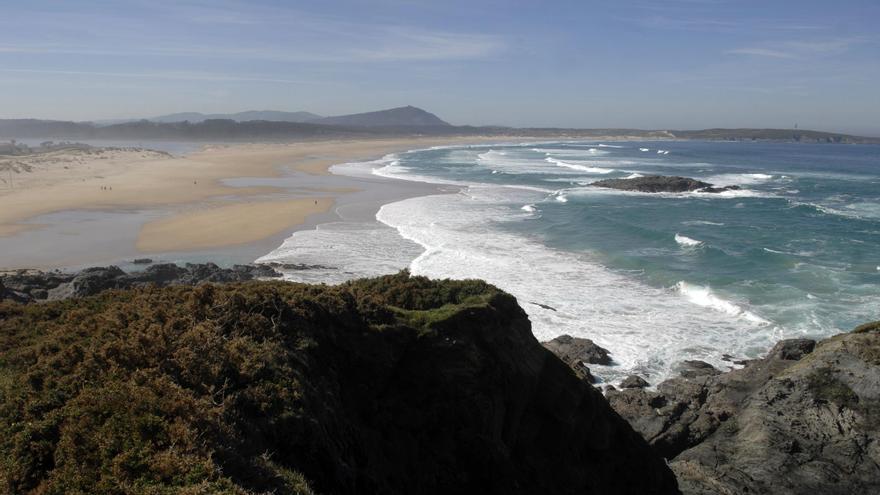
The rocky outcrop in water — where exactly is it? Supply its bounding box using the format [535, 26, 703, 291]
[0, 273, 679, 494]
[0, 262, 282, 302]
[592, 175, 741, 194]
[605, 322, 880, 494]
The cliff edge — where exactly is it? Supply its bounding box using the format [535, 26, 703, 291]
[0, 272, 678, 494]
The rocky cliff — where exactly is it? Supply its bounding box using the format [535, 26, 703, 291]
[0, 272, 678, 494]
[603, 323, 880, 495]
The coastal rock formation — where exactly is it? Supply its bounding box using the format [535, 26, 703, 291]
[606, 323, 880, 494]
[0, 273, 679, 494]
[542, 334, 613, 365]
[541, 335, 614, 384]
[675, 360, 721, 379]
[591, 175, 741, 194]
[620, 375, 651, 389]
[0, 262, 282, 302]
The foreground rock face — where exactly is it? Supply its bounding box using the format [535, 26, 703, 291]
[606, 324, 880, 495]
[592, 175, 741, 194]
[0, 273, 679, 494]
[0, 262, 281, 302]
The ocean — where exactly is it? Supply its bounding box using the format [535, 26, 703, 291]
[259, 140, 880, 385]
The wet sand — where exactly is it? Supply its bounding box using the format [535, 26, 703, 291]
[0, 136, 514, 269]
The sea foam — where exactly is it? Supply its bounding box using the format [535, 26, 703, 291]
[675, 234, 703, 247]
[675, 282, 769, 325]
[373, 190, 775, 385]
[545, 157, 616, 174]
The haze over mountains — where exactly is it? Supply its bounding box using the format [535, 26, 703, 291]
[0, 105, 877, 144]
[148, 110, 323, 124]
[139, 105, 450, 127]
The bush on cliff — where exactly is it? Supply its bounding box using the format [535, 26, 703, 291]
[0, 272, 677, 494]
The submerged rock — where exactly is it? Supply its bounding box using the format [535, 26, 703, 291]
[591, 175, 740, 194]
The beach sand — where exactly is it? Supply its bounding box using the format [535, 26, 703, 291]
[137, 198, 334, 252]
[0, 136, 510, 269]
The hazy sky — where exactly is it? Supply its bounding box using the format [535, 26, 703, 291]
[2, 0, 878, 134]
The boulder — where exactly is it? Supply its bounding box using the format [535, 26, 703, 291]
[677, 360, 721, 379]
[768, 338, 816, 360]
[620, 375, 651, 389]
[69, 266, 127, 297]
[542, 334, 612, 365]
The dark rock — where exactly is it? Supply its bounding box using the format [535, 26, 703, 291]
[137, 263, 187, 284]
[69, 266, 127, 297]
[542, 334, 613, 366]
[0, 280, 30, 303]
[530, 301, 558, 311]
[699, 185, 741, 193]
[620, 375, 650, 389]
[768, 338, 816, 360]
[2, 263, 284, 302]
[261, 261, 335, 271]
[605, 385, 617, 393]
[234, 263, 283, 279]
[677, 360, 721, 379]
[591, 175, 740, 194]
[131, 258, 153, 264]
[592, 175, 710, 193]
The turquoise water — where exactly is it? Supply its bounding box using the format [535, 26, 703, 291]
[267, 140, 880, 383]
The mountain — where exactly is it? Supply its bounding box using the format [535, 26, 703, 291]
[149, 110, 322, 123]
[316, 105, 451, 127]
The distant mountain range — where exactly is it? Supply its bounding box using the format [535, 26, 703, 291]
[144, 105, 449, 127]
[148, 110, 323, 124]
[0, 105, 877, 144]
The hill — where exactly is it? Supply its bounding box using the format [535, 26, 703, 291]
[0, 272, 677, 494]
[315, 105, 451, 127]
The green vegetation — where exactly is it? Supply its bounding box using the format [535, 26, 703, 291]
[0, 272, 504, 494]
[853, 321, 880, 334]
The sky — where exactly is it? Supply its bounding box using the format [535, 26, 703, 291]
[1, 0, 878, 135]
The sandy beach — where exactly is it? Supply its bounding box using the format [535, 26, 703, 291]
[0, 136, 513, 269]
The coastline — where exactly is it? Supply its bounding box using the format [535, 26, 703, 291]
[0, 135, 519, 270]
